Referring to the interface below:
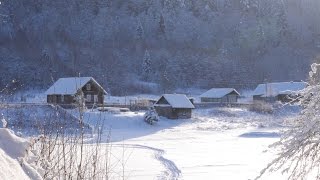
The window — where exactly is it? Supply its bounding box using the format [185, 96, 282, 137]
[86, 94, 92, 102]
[228, 95, 237, 103]
[61, 95, 64, 102]
[211, 98, 219, 102]
[53, 96, 57, 104]
[86, 84, 91, 91]
[94, 95, 98, 103]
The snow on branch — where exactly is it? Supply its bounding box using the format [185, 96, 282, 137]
[257, 63, 320, 179]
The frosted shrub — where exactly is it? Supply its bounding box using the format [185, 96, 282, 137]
[257, 64, 320, 179]
[1, 113, 7, 128]
[144, 107, 159, 125]
[25, 103, 121, 180]
[250, 101, 273, 114]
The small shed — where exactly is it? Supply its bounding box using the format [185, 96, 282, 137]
[252, 82, 307, 103]
[200, 88, 240, 103]
[154, 94, 195, 119]
[45, 77, 107, 107]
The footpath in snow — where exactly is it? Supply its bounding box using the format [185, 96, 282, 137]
[69, 107, 297, 180]
[0, 104, 297, 180]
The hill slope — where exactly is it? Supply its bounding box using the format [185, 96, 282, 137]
[0, 0, 319, 94]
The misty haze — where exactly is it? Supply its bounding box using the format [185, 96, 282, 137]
[0, 1, 320, 180]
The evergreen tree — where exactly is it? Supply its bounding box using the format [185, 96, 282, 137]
[158, 14, 165, 35]
[136, 20, 144, 40]
[160, 69, 175, 93]
[142, 49, 152, 81]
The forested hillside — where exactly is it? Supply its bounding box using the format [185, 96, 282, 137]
[0, 0, 319, 95]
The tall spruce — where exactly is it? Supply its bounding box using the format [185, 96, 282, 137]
[142, 49, 152, 82]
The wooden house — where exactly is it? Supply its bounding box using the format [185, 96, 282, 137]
[45, 77, 107, 107]
[154, 94, 195, 119]
[252, 82, 307, 103]
[200, 88, 240, 103]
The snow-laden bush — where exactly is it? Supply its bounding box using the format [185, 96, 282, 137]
[1, 115, 7, 128]
[144, 108, 159, 125]
[250, 101, 274, 114]
[257, 63, 320, 179]
[22, 103, 123, 179]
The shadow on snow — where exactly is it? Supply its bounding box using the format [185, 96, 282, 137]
[239, 131, 280, 138]
[73, 110, 189, 143]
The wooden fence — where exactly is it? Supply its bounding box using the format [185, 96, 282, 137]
[194, 102, 253, 109]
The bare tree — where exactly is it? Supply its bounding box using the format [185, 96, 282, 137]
[22, 96, 127, 180]
[257, 63, 320, 179]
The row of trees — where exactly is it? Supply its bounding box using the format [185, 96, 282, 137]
[0, 0, 318, 94]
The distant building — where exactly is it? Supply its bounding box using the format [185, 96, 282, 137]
[200, 88, 240, 103]
[45, 77, 107, 107]
[154, 94, 195, 119]
[252, 82, 307, 103]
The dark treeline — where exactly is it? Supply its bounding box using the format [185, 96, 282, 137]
[0, 0, 319, 95]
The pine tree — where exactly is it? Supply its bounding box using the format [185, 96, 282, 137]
[136, 21, 144, 40]
[160, 69, 174, 93]
[142, 49, 152, 82]
[158, 14, 165, 35]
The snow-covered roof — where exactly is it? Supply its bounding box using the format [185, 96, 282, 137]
[155, 94, 195, 109]
[200, 88, 240, 98]
[253, 82, 307, 97]
[45, 77, 107, 95]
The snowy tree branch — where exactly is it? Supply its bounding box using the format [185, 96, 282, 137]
[257, 63, 320, 179]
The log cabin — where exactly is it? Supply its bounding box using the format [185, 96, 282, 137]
[252, 82, 307, 103]
[200, 88, 240, 103]
[45, 77, 107, 107]
[154, 94, 195, 119]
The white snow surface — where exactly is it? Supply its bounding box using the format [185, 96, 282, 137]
[155, 94, 195, 109]
[0, 128, 41, 180]
[45, 77, 107, 95]
[253, 82, 307, 97]
[68, 106, 299, 180]
[200, 88, 240, 98]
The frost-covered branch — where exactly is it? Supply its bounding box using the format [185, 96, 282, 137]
[257, 63, 320, 179]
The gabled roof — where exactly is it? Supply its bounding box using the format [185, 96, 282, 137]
[155, 94, 195, 109]
[200, 88, 240, 98]
[45, 77, 107, 95]
[253, 82, 307, 97]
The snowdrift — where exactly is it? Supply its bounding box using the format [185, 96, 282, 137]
[0, 128, 41, 180]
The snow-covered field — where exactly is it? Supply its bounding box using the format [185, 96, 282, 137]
[66, 107, 297, 180]
[0, 95, 299, 179]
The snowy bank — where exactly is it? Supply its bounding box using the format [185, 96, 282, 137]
[0, 128, 42, 180]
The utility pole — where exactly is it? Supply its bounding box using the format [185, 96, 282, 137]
[264, 78, 268, 98]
